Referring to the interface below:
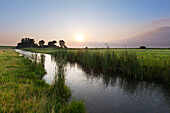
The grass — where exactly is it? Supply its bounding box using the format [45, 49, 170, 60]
[0, 46, 15, 49]
[0, 49, 86, 113]
[23, 48, 170, 84]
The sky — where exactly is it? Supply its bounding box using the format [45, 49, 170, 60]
[0, 0, 170, 48]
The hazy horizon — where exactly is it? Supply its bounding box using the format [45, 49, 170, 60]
[0, 0, 170, 48]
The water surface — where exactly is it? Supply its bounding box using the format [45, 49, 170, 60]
[16, 49, 170, 113]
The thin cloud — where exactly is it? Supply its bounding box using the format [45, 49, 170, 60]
[152, 18, 170, 26]
[122, 26, 170, 47]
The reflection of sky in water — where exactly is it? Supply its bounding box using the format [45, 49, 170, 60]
[43, 54, 57, 84]
[16, 49, 170, 113]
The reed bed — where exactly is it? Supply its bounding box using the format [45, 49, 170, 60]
[50, 49, 170, 84]
[23, 48, 170, 84]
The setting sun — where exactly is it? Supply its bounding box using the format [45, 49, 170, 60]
[76, 34, 84, 42]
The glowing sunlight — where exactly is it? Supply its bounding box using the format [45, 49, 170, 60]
[76, 34, 84, 42]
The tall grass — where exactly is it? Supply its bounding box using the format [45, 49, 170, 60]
[50, 49, 170, 84]
[22, 48, 170, 83]
[0, 49, 86, 113]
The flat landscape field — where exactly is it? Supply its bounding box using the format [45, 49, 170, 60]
[0, 46, 15, 49]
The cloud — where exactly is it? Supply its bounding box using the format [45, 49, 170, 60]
[153, 18, 170, 25]
[122, 26, 170, 47]
[151, 18, 170, 28]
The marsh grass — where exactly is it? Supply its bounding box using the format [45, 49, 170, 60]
[0, 49, 86, 113]
[23, 48, 170, 84]
[61, 99, 86, 113]
[46, 57, 86, 113]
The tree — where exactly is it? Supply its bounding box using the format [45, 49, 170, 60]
[59, 40, 66, 48]
[16, 43, 22, 49]
[16, 37, 38, 48]
[48, 41, 53, 47]
[29, 39, 35, 47]
[52, 40, 57, 46]
[39, 40, 45, 47]
[140, 46, 146, 49]
[21, 38, 25, 43]
[30, 39, 35, 44]
[48, 40, 56, 47]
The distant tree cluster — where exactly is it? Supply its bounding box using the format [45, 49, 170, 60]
[16, 38, 38, 49]
[16, 37, 67, 49]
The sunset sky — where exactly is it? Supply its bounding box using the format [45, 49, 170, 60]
[0, 0, 170, 48]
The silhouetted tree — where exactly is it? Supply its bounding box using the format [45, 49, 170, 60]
[140, 46, 146, 49]
[48, 41, 52, 46]
[16, 37, 37, 48]
[59, 40, 67, 48]
[16, 38, 68, 49]
[52, 40, 57, 45]
[30, 39, 35, 44]
[33, 43, 38, 47]
[48, 40, 57, 47]
[17, 43, 22, 48]
[39, 40, 45, 47]
[21, 38, 25, 43]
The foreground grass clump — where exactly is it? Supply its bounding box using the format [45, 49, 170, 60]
[0, 49, 86, 113]
[23, 48, 170, 84]
[62, 99, 86, 113]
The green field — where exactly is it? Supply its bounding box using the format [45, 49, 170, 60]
[0, 49, 85, 112]
[23, 48, 170, 84]
[0, 46, 15, 49]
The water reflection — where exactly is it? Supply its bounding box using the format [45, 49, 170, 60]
[67, 63, 170, 113]
[16, 49, 170, 113]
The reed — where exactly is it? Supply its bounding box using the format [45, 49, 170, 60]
[51, 49, 170, 84]
[23, 48, 170, 83]
[62, 99, 86, 113]
[45, 56, 86, 113]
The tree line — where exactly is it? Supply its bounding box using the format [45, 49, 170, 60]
[16, 37, 67, 49]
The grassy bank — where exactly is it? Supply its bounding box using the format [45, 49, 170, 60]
[0, 49, 85, 112]
[23, 48, 170, 84]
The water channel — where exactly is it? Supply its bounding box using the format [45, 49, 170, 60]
[16, 49, 170, 113]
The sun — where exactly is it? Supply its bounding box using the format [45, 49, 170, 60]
[76, 34, 84, 42]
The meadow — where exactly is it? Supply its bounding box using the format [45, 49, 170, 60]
[0, 49, 85, 113]
[0, 46, 15, 49]
[23, 48, 170, 84]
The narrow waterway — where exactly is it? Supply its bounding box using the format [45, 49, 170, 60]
[16, 49, 170, 113]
